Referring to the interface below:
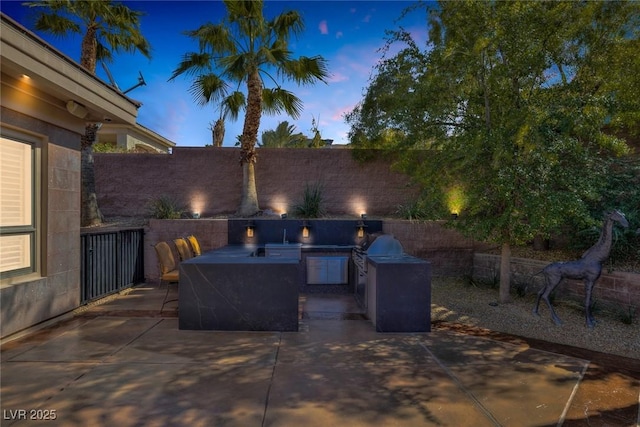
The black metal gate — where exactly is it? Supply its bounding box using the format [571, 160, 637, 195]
[81, 228, 145, 304]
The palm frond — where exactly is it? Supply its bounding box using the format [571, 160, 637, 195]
[280, 56, 329, 84]
[222, 91, 246, 121]
[186, 23, 236, 55]
[189, 74, 229, 106]
[225, 0, 264, 22]
[33, 13, 81, 36]
[168, 52, 215, 81]
[262, 88, 303, 118]
[259, 45, 292, 66]
[96, 43, 113, 63]
[219, 54, 252, 81]
[269, 10, 304, 40]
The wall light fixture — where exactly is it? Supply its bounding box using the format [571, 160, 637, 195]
[356, 220, 367, 238]
[246, 220, 255, 238]
[301, 221, 310, 238]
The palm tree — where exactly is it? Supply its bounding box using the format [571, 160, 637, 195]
[24, 0, 152, 226]
[169, 0, 328, 216]
[208, 115, 227, 147]
[259, 121, 306, 148]
[212, 117, 225, 147]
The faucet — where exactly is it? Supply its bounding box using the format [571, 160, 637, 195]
[282, 229, 287, 244]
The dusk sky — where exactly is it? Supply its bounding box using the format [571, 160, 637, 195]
[1, 1, 430, 147]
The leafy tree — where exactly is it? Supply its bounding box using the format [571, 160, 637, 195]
[348, 1, 640, 302]
[24, 0, 152, 226]
[169, 0, 328, 216]
[259, 121, 307, 148]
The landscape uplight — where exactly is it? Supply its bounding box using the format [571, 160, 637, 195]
[446, 186, 466, 218]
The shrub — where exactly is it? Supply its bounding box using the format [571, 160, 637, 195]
[616, 305, 636, 325]
[93, 143, 130, 153]
[147, 195, 185, 219]
[294, 182, 326, 218]
[395, 194, 448, 221]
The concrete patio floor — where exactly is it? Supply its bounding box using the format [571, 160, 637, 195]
[1, 283, 639, 427]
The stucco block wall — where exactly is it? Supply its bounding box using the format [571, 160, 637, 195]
[94, 148, 420, 218]
[1, 110, 81, 337]
[472, 253, 640, 311]
[383, 220, 481, 276]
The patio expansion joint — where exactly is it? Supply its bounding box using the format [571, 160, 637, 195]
[105, 318, 164, 359]
[418, 341, 503, 426]
[261, 332, 283, 427]
[558, 362, 589, 426]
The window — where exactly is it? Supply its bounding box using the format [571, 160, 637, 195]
[0, 135, 35, 277]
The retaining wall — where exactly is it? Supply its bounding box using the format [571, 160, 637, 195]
[473, 253, 640, 311]
[383, 220, 483, 277]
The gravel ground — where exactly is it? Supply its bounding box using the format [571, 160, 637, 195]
[431, 277, 639, 360]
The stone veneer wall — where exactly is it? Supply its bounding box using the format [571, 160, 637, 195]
[473, 253, 640, 311]
[94, 148, 420, 218]
[1, 109, 81, 337]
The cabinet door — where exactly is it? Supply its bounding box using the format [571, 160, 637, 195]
[306, 258, 328, 284]
[326, 258, 348, 284]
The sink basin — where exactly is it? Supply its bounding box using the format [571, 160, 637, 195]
[265, 243, 302, 260]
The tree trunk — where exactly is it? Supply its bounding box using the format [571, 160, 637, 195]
[237, 69, 262, 216]
[81, 125, 103, 226]
[213, 118, 225, 147]
[237, 161, 259, 217]
[80, 24, 98, 73]
[499, 241, 512, 303]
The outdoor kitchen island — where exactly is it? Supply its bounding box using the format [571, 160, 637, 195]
[178, 243, 356, 332]
[179, 221, 431, 333]
[178, 244, 301, 331]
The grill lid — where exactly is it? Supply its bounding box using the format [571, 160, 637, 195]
[365, 234, 403, 256]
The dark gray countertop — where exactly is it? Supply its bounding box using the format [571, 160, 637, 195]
[367, 254, 429, 265]
[182, 244, 354, 264]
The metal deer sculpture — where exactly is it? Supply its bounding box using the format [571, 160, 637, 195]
[533, 210, 629, 328]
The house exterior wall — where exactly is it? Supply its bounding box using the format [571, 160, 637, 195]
[1, 13, 141, 339]
[1, 108, 81, 338]
[94, 147, 421, 218]
[96, 124, 174, 153]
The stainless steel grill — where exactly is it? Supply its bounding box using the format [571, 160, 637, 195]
[353, 234, 404, 307]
